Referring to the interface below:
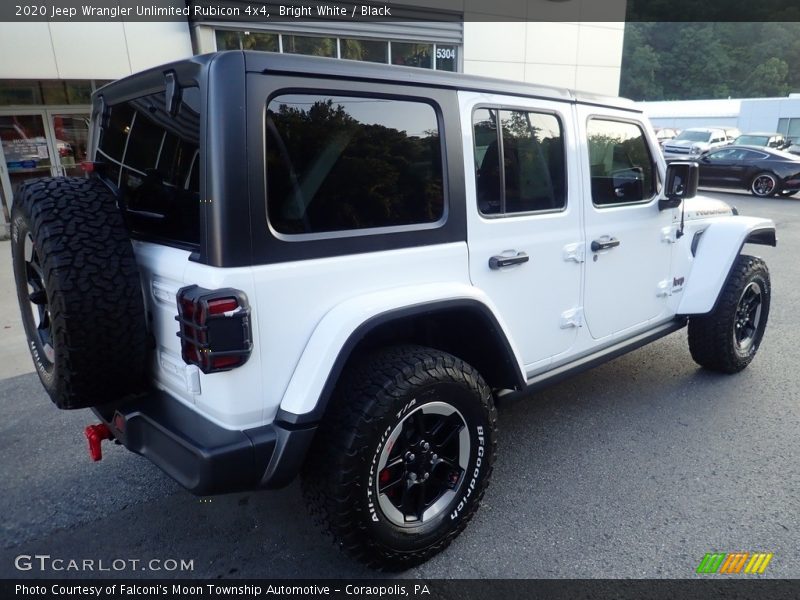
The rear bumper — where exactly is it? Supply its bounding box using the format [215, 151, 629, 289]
[92, 390, 317, 495]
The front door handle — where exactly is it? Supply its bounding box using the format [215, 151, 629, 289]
[489, 251, 529, 270]
[591, 237, 621, 252]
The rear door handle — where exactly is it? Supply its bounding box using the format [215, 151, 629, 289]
[489, 251, 529, 270]
[591, 237, 621, 252]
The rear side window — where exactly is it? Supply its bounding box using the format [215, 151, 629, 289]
[587, 119, 656, 206]
[265, 94, 444, 235]
[97, 87, 201, 246]
[472, 107, 566, 216]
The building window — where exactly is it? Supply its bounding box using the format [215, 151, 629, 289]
[340, 39, 387, 63]
[435, 45, 457, 71]
[215, 30, 279, 51]
[213, 29, 459, 72]
[0, 80, 93, 106]
[266, 94, 444, 235]
[778, 118, 800, 144]
[282, 35, 336, 58]
[391, 42, 432, 68]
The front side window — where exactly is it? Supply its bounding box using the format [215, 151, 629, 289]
[266, 94, 443, 235]
[473, 108, 566, 216]
[587, 119, 656, 206]
[707, 148, 739, 160]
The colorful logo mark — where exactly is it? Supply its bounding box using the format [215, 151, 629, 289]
[696, 552, 773, 574]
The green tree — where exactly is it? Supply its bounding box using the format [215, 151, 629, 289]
[744, 57, 790, 98]
[620, 22, 800, 100]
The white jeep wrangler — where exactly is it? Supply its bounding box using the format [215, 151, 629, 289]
[11, 52, 775, 570]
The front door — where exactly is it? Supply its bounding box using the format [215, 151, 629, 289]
[462, 92, 583, 371]
[577, 110, 673, 340]
[698, 147, 747, 187]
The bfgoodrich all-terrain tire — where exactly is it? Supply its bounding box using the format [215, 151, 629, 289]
[11, 177, 147, 409]
[302, 345, 497, 570]
[688, 255, 770, 374]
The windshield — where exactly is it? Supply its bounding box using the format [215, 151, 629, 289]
[734, 135, 769, 146]
[674, 130, 712, 142]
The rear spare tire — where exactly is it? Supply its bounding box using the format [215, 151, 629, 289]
[11, 177, 147, 409]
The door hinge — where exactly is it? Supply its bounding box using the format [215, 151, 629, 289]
[657, 279, 671, 297]
[563, 242, 585, 263]
[560, 306, 584, 329]
[661, 226, 678, 244]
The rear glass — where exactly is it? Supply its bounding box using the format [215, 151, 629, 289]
[97, 87, 201, 247]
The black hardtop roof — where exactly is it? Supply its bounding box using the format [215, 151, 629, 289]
[243, 51, 639, 112]
[97, 51, 640, 114]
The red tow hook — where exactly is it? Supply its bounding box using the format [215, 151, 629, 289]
[84, 424, 113, 461]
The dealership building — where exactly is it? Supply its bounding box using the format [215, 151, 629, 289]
[0, 0, 628, 232]
[643, 95, 800, 141]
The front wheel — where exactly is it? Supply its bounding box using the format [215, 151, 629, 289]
[302, 345, 497, 570]
[750, 172, 778, 197]
[688, 255, 770, 373]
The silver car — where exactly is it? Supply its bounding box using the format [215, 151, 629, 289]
[663, 127, 737, 161]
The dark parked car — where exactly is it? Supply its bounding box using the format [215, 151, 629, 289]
[698, 145, 800, 197]
[732, 132, 787, 149]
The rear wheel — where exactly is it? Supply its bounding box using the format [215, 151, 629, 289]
[11, 177, 148, 409]
[750, 172, 778, 197]
[302, 345, 497, 570]
[688, 255, 770, 374]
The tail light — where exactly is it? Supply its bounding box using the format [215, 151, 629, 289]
[175, 285, 252, 374]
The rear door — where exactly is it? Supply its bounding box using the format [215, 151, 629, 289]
[462, 91, 582, 371]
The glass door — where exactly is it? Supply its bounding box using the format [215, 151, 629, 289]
[48, 110, 90, 177]
[0, 112, 58, 197]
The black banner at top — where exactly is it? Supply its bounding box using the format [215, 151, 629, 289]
[2, 0, 800, 22]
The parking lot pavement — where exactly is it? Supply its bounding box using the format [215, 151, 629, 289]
[0, 240, 35, 380]
[1, 190, 798, 579]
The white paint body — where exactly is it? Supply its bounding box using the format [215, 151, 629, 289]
[131, 96, 775, 432]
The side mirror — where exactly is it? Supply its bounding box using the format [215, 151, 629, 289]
[659, 161, 699, 210]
